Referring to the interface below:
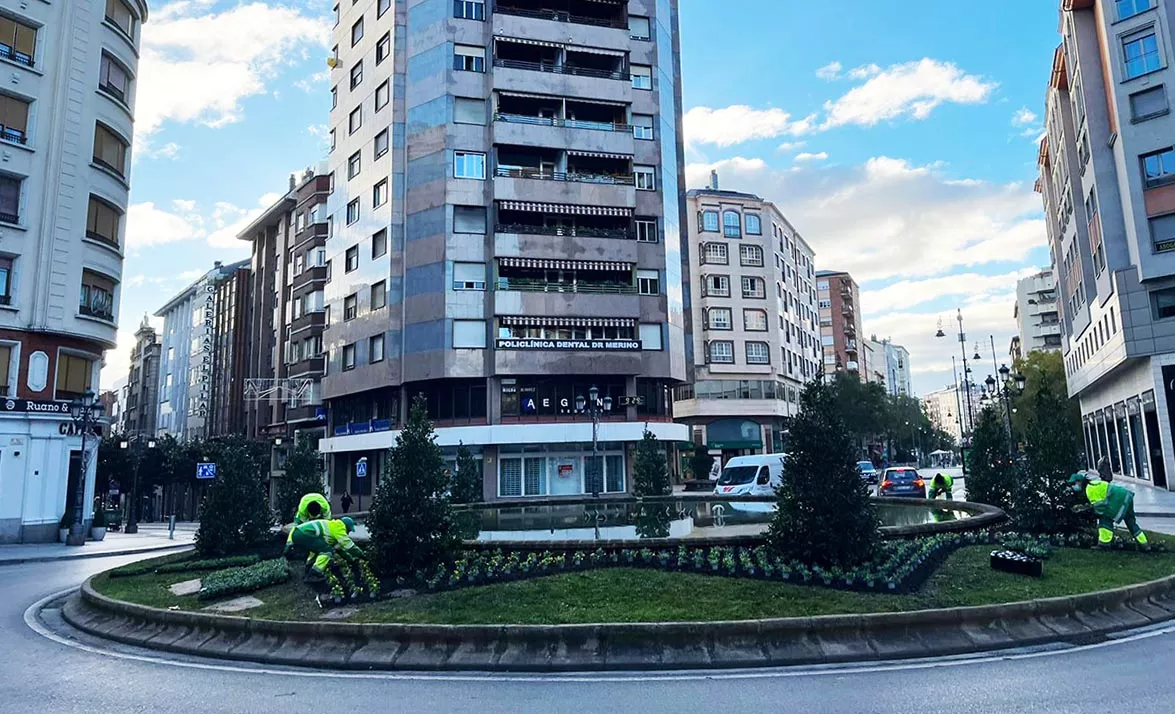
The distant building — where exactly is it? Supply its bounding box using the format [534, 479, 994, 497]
[1013, 268, 1062, 358]
[922, 381, 982, 445]
[864, 336, 912, 396]
[816, 271, 864, 379]
[122, 317, 160, 438]
[206, 265, 251, 438]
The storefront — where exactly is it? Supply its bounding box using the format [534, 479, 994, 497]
[497, 442, 627, 497]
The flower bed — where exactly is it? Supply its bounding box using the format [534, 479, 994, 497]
[110, 554, 263, 579]
[198, 558, 290, 601]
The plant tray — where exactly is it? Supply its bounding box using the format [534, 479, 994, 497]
[990, 549, 1043, 577]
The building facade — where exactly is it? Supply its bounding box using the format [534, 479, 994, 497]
[864, 336, 911, 396]
[815, 270, 864, 379]
[0, 0, 148, 542]
[1013, 268, 1062, 358]
[318, 0, 689, 502]
[121, 316, 160, 437]
[922, 381, 982, 446]
[1038, 0, 1175, 489]
[673, 182, 819, 463]
[206, 264, 251, 438]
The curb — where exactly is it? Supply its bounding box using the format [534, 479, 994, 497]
[62, 567, 1175, 672]
[0, 542, 194, 567]
[1136, 512, 1175, 519]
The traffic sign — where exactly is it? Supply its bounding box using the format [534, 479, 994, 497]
[196, 462, 217, 480]
[356, 457, 368, 478]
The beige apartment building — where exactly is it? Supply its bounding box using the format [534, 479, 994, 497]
[816, 270, 865, 379]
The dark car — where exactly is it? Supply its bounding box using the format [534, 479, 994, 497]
[856, 460, 879, 485]
[879, 467, 927, 498]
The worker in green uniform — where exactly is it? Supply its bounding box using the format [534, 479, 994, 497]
[929, 473, 954, 500]
[288, 517, 362, 579]
[1069, 472, 1148, 547]
[284, 492, 331, 551]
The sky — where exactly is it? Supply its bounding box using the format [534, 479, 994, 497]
[108, 0, 1063, 397]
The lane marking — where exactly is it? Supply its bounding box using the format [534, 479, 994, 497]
[24, 588, 1175, 684]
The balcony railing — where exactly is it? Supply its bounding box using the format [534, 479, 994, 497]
[0, 124, 25, 145]
[493, 58, 629, 81]
[0, 43, 33, 68]
[79, 303, 115, 321]
[494, 5, 626, 29]
[0, 295, 10, 306]
[99, 82, 126, 103]
[497, 278, 637, 295]
[0, 210, 18, 224]
[495, 166, 635, 185]
[495, 112, 631, 133]
[495, 223, 633, 239]
[85, 230, 120, 249]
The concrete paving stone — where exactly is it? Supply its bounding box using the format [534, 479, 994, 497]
[143, 623, 199, 648]
[958, 620, 1017, 648]
[346, 639, 408, 669]
[758, 631, 829, 665]
[168, 579, 201, 596]
[494, 634, 561, 670]
[390, 639, 460, 669]
[444, 632, 509, 668]
[599, 626, 673, 668]
[1123, 599, 1174, 622]
[202, 596, 264, 613]
[867, 627, 964, 659]
[990, 616, 1065, 646]
[1035, 612, 1098, 638]
[545, 632, 607, 670]
[293, 636, 364, 668]
[809, 630, 878, 662]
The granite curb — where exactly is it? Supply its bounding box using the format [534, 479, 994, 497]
[0, 542, 194, 567]
[61, 569, 1175, 672]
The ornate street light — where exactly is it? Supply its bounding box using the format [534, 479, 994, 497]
[119, 436, 156, 534]
[576, 385, 613, 497]
[66, 390, 103, 546]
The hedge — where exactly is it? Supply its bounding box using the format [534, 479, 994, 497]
[109, 555, 262, 578]
[198, 559, 290, 601]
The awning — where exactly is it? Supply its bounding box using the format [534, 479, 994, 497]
[496, 201, 632, 217]
[565, 97, 628, 108]
[500, 316, 636, 327]
[567, 150, 632, 160]
[495, 36, 562, 48]
[496, 90, 557, 101]
[498, 257, 632, 271]
[565, 45, 626, 57]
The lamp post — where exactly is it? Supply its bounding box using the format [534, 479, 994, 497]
[937, 310, 975, 474]
[119, 435, 156, 534]
[984, 363, 1023, 450]
[575, 385, 613, 497]
[67, 390, 104, 546]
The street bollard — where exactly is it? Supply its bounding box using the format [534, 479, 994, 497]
[168, 515, 176, 540]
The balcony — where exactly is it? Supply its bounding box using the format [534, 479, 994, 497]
[497, 277, 636, 295]
[494, 166, 635, 186]
[288, 356, 325, 378]
[0, 43, 33, 68]
[0, 209, 17, 224]
[291, 311, 325, 334]
[79, 303, 115, 322]
[492, 58, 628, 82]
[0, 124, 25, 145]
[291, 265, 327, 293]
[495, 112, 631, 134]
[495, 2, 626, 30]
[496, 222, 632, 240]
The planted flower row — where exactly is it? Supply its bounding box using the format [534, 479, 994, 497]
[109, 554, 262, 579]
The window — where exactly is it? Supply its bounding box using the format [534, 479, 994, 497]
[704, 243, 728, 265]
[634, 165, 655, 190]
[373, 129, 389, 159]
[632, 114, 654, 140]
[93, 123, 127, 177]
[344, 294, 358, 321]
[86, 195, 121, 247]
[371, 280, 387, 310]
[99, 53, 131, 105]
[345, 245, 359, 272]
[350, 60, 363, 89]
[1151, 213, 1175, 252]
[375, 80, 389, 110]
[56, 354, 94, 400]
[376, 32, 391, 64]
[454, 151, 486, 179]
[349, 105, 362, 134]
[746, 342, 770, 365]
[79, 270, 115, 320]
[351, 17, 364, 46]
[0, 15, 35, 67]
[0, 94, 26, 147]
[331, 86, 338, 109]
[740, 244, 764, 267]
[1131, 85, 1168, 122]
[701, 210, 719, 232]
[631, 65, 652, 90]
[742, 276, 766, 299]
[744, 309, 768, 331]
[708, 340, 734, 363]
[373, 179, 387, 207]
[453, 319, 487, 348]
[1153, 288, 1175, 319]
[707, 307, 732, 330]
[346, 198, 360, 224]
[105, 0, 137, 38]
[1118, 0, 1153, 21]
[453, 262, 486, 290]
[1142, 147, 1175, 187]
[455, 97, 485, 125]
[635, 218, 657, 243]
[378, 0, 391, 17]
[454, 205, 487, 233]
[745, 214, 762, 235]
[369, 334, 385, 363]
[629, 15, 651, 40]
[454, 0, 485, 20]
[723, 210, 741, 237]
[348, 151, 361, 179]
[372, 229, 388, 258]
[0, 255, 11, 303]
[821, 335, 834, 346]
[637, 269, 660, 295]
[342, 344, 356, 371]
[1123, 30, 1162, 79]
[454, 45, 485, 72]
[705, 274, 730, 297]
[330, 128, 336, 152]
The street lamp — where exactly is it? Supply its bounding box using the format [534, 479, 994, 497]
[937, 310, 975, 477]
[575, 385, 613, 497]
[66, 390, 104, 546]
[119, 435, 156, 534]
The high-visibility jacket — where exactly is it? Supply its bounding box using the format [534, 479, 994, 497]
[933, 474, 954, 490]
[1086, 481, 1133, 522]
[294, 493, 331, 525]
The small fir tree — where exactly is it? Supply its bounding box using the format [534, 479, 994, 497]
[964, 407, 1019, 513]
[768, 379, 879, 568]
[367, 395, 458, 577]
[688, 450, 716, 481]
[633, 428, 671, 497]
[275, 435, 326, 523]
[195, 437, 274, 557]
[449, 442, 483, 504]
[1012, 365, 1087, 533]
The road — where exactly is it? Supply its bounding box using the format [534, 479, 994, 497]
[6, 554, 1175, 713]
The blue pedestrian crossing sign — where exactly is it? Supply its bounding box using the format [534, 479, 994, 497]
[196, 462, 217, 480]
[356, 457, 368, 478]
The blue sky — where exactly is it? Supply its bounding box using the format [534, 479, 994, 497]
[110, 0, 1063, 396]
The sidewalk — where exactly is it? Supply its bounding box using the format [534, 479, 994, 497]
[0, 522, 196, 566]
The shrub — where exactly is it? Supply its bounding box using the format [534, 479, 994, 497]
[633, 428, 671, 497]
[965, 407, 1019, 512]
[194, 437, 275, 558]
[688, 451, 715, 481]
[449, 441, 483, 504]
[109, 554, 263, 578]
[198, 558, 290, 601]
[275, 435, 326, 524]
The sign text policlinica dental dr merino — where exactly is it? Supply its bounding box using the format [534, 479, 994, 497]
[494, 338, 642, 351]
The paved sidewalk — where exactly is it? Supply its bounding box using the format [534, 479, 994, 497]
[0, 522, 195, 566]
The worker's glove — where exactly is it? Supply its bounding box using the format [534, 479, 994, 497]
[1070, 504, 1092, 514]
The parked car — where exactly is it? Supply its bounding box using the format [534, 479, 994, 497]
[856, 460, 879, 484]
[714, 454, 786, 497]
[878, 467, 927, 498]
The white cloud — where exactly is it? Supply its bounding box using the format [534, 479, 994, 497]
[684, 106, 816, 147]
[847, 63, 882, 80]
[821, 58, 997, 129]
[794, 151, 829, 162]
[860, 269, 1041, 313]
[815, 61, 842, 80]
[206, 192, 285, 249]
[294, 68, 330, 92]
[776, 141, 807, 153]
[138, 141, 181, 161]
[1012, 107, 1038, 126]
[136, 2, 330, 140]
[126, 200, 204, 248]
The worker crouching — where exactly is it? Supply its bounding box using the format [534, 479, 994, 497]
[1069, 472, 1148, 547]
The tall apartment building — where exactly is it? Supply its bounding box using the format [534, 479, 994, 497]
[239, 169, 331, 451]
[815, 270, 864, 379]
[0, 0, 147, 542]
[1013, 268, 1062, 359]
[1038, 0, 1175, 489]
[864, 336, 912, 396]
[673, 182, 820, 461]
[154, 260, 249, 440]
[319, 0, 688, 502]
[922, 382, 981, 446]
[205, 264, 251, 438]
[121, 316, 160, 437]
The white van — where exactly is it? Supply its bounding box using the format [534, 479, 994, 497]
[714, 454, 786, 497]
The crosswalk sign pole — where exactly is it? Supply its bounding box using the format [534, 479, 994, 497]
[356, 457, 368, 512]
